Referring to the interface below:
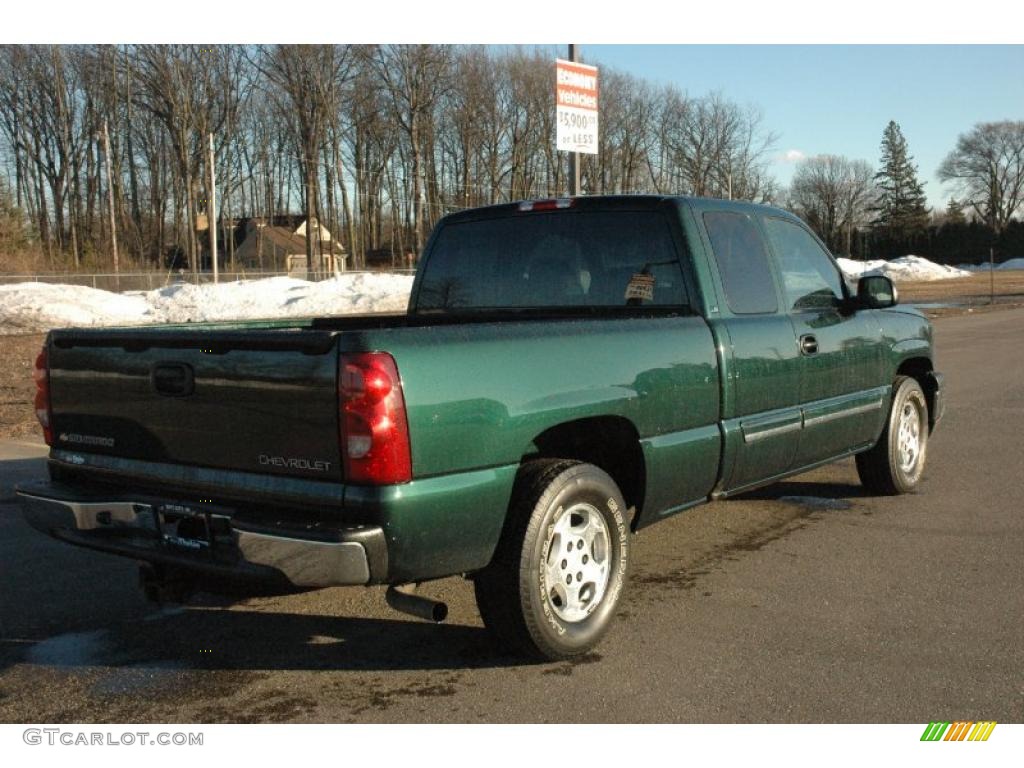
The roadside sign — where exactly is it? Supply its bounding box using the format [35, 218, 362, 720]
[556, 59, 599, 155]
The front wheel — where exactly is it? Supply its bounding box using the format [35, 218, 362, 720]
[856, 376, 929, 494]
[474, 460, 630, 660]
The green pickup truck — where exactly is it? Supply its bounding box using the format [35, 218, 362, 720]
[18, 195, 944, 660]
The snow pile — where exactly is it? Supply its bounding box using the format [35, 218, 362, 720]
[0, 273, 414, 335]
[837, 255, 972, 282]
[0, 282, 152, 334]
[143, 273, 412, 324]
[997, 257, 1024, 270]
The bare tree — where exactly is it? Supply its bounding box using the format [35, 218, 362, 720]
[0, 46, 88, 265]
[1, 44, 799, 273]
[0, 176, 30, 260]
[655, 91, 776, 201]
[938, 121, 1024, 233]
[372, 45, 452, 253]
[259, 44, 354, 275]
[789, 155, 876, 254]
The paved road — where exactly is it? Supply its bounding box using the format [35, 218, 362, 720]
[1, 309, 1022, 723]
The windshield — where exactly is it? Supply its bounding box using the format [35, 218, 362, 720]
[415, 210, 688, 312]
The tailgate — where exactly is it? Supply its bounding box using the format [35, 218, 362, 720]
[46, 327, 342, 481]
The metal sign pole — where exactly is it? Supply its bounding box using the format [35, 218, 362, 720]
[568, 44, 581, 197]
[101, 119, 119, 289]
[208, 133, 219, 284]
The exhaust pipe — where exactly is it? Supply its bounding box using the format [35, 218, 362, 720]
[138, 564, 194, 605]
[385, 584, 448, 623]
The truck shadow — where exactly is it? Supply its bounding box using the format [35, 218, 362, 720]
[3, 606, 529, 674]
[0, 455, 48, 501]
[734, 478, 870, 503]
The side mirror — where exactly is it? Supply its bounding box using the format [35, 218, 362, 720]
[857, 275, 898, 309]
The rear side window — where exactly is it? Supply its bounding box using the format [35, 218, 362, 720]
[763, 217, 844, 311]
[416, 211, 688, 311]
[703, 211, 778, 314]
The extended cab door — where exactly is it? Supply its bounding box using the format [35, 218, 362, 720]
[760, 215, 887, 467]
[698, 209, 804, 491]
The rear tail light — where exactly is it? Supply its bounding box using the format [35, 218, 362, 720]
[339, 352, 411, 484]
[33, 344, 53, 446]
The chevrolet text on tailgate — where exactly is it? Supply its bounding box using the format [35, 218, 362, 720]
[18, 196, 944, 660]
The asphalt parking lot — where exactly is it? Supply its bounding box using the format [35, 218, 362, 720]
[1, 308, 1021, 723]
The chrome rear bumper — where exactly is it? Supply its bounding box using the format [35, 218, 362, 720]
[17, 482, 386, 589]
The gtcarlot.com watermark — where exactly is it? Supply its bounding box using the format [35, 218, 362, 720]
[23, 728, 203, 747]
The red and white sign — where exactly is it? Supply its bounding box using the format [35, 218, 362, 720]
[556, 59, 599, 155]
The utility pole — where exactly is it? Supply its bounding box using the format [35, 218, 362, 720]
[208, 133, 219, 283]
[989, 156, 997, 304]
[990, 247, 995, 305]
[568, 44, 581, 197]
[101, 119, 119, 287]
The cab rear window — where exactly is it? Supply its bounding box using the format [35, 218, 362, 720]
[416, 211, 688, 312]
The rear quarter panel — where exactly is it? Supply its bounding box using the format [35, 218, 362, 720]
[351, 316, 720, 477]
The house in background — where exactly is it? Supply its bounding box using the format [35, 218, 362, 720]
[233, 217, 345, 276]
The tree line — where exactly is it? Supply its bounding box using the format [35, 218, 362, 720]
[784, 119, 1024, 264]
[0, 44, 1021, 275]
[0, 44, 776, 273]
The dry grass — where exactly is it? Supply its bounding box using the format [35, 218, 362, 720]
[895, 270, 1024, 303]
[0, 249, 58, 275]
[892, 271, 1024, 318]
[0, 333, 45, 441]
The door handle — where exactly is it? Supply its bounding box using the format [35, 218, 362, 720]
[800, 334, 819, 356]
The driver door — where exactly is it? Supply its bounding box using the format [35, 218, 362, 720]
[760, 216, 887, 467]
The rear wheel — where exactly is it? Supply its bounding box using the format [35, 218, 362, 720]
[474, 460, 630, 660]
[856, 376, 929, 494]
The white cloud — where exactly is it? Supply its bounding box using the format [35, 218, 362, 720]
[780, 149, 806, 163]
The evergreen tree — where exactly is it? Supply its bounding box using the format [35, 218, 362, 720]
[945, 198, 967, 225]
[872, 121, 930, 236]
[0, 178, 29, 256]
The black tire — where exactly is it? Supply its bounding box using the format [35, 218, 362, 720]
[856, 376, 929, 495]
[474, 460, 630, 661]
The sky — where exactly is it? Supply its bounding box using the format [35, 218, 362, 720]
[574, 45, 1024, 208]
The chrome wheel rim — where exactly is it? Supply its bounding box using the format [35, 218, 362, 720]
[897, 401, 922, 474]
[543, 503, 611, 623]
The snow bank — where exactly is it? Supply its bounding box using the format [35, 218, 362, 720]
[0, 273, 414, 335]
[0, 282, 152, 334]
[143, 273, 412, 324]
[948, 258, 1024, 272]
[837, 255, 971, 282]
